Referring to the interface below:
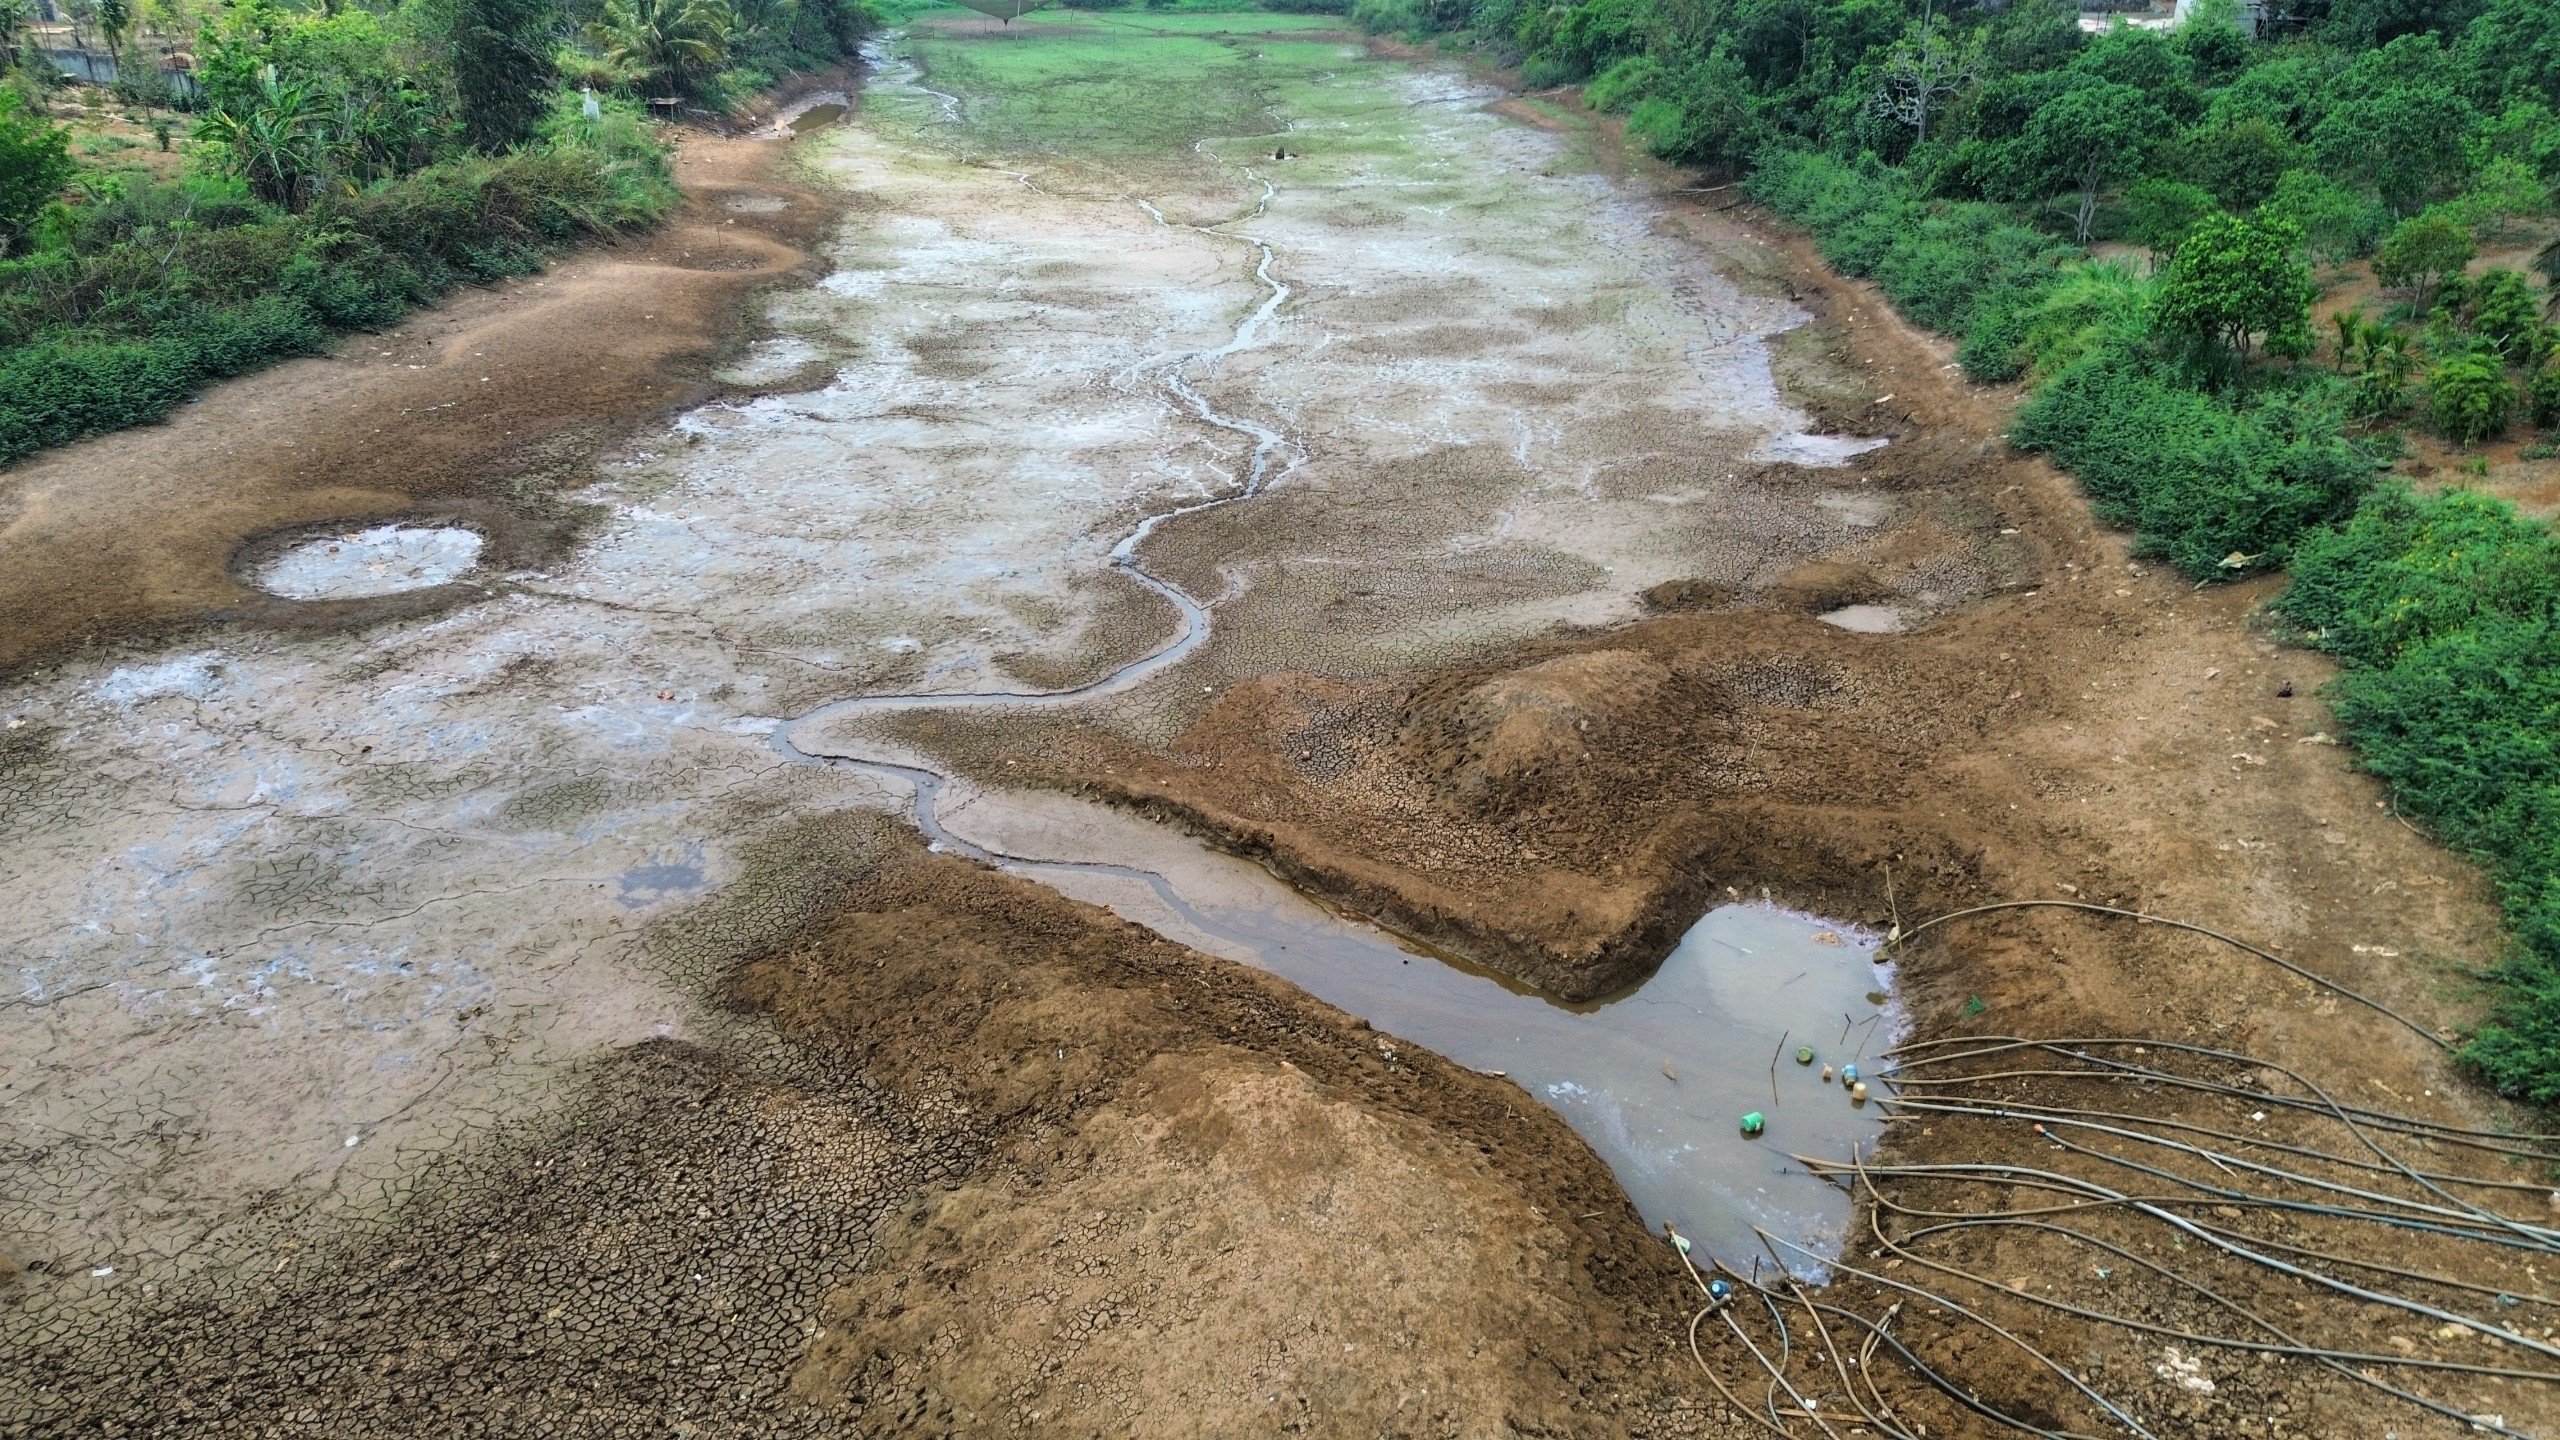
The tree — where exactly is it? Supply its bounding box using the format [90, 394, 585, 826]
[453, 0, 557, 150]
[0, 0, 33, 67]
[2174, 0, 2252, 84]
[1871, 18, 1977, 147]
[2171, 114, 2302, 209]
[2120, 177, 2218, 258]
[0, 89, 72, 257]
[2310, 36, 2483, 214]
[2010, 76, 2161, 242]
[592, 0, 729, 97]
[2263, 168, 2387, 261]
[2373, 210, 2476, 305]
[96, 0, 130, 59]
[2462, 0, 2560, 110]
[2155, 210, 2315, 365]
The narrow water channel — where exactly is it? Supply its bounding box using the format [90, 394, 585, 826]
[771, 32, 1899, 1275]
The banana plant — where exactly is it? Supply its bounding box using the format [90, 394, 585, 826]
[194, 65, 329, 211]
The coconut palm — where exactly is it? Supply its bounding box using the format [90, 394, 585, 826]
[591, 0, 730, 97]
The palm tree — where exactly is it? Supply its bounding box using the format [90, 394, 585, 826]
[591, 0, 729, 98]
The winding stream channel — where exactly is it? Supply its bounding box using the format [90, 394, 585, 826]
[775, 37, 1902, 1271]
[1, 20, 1904, 1305]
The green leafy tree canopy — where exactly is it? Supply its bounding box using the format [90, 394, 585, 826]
[0, 89, 74, 257]
[2154, 210, 2315, 364]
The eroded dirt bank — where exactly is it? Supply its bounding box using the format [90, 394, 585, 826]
[0, 91, 841, 676]
[4, 16, 2553, 1440]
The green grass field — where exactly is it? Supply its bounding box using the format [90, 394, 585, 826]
[890, 9, 1378, 163]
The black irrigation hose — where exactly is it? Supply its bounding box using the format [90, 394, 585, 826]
[2034, 1118, 2560, 1263]
[1882, 1093, 2556, 1196]
[1875, 1208, 2547, 1436]
[1897, 1098, 2560, 1251]
[1843, 1142, 2560, 1367]
[1878, 901, 2451, 1050]
[1714, 1028, 2560, 1440]
[1758, 1229, 2137, 1440]
[1879, 1210, 2560, 1383]
[1892, 1035, 2560, 1152]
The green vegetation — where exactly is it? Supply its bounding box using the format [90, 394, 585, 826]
[1366, 0, 2560, 1100]
[901, 9, 1349, 158]
[0, 0, 873, 463]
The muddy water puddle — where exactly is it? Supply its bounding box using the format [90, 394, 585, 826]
[1054, 859, 1893, 1269]
[254, 524, 483, 599]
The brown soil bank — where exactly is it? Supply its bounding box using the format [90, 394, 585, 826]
[3, 834, 1727, 1437]
[0, 110, 835, 676]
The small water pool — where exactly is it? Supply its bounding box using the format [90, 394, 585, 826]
[256, 525, 484, 600]
[974, 805, 1900, 1276]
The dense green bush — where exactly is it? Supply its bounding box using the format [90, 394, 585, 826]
[1746, 149, 2071, 379]
[2428, 349, 2515, 442]
[0, 295, 326, 460]
[2014, 344, 2370, 576]
[0, 117, 674, 465]
[2277, 486, 2560, 1101]
[2532, 360, 2560, 426]
[2281, 484, 2560, 666]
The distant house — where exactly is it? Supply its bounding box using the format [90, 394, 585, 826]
[2077, 0, 2265, 34]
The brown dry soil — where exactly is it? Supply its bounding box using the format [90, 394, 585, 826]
[7, 56, 2557, 1440]
[967, 99, 2556, 1436]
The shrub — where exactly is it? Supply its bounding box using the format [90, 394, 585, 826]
[1583, 54, 1664, 114]
[2013, 343, 2370, 576]
[2533, 360, 2560, 426]
[2465, 266, 2543, 366]
[2331, 616, 2560, 1102]
[1746, 149, 2071, 380]
[0, 89, 73, 257]
[2280, 483, 2560, 666]
[2276, 484, 2560, 1102]
[1349, 0, 1425, 34]
[0, 130, 674, 463]
[2428, 349, 2515, 442]
[2374, 209, 2477, 304]
[0, 294, 327, 463]
[2007, 259, 2152, 379]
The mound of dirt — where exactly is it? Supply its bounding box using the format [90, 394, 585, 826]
[1762, 559, 1887, 611]
[1422, 648, 1671, 806]
[1640, 577, 1735, 611]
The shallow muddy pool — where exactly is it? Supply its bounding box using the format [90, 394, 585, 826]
[255, 524, 483, 599]
[1040, 854, 1900, 1271]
